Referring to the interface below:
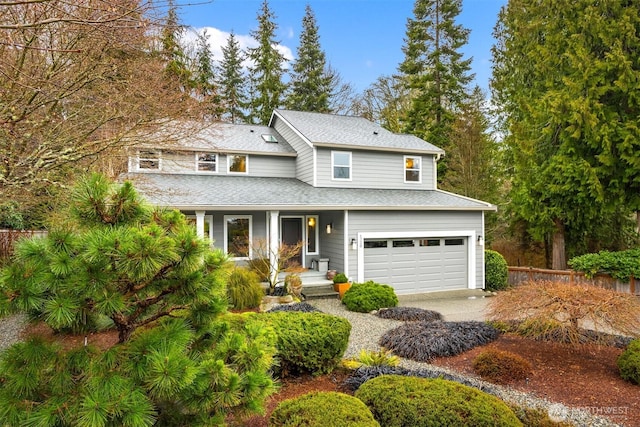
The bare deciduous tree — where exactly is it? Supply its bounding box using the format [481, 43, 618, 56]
[0, 0, 205, 210]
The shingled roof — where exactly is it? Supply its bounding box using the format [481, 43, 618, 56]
[271, 110, 445, 155]
[126, 174, 495, 212]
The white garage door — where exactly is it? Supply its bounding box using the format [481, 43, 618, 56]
[363, 237, 468, 293]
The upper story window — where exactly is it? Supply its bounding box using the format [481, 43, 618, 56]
[228, 154, 248, 174]
[332, 151, 351, 180]
[137, 150, 160, 170]
[197, 153, 217, 172]
[404, 155, 421, 183]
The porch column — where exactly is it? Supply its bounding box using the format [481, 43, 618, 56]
[268, 210, 280, 286]
[195, 210, 205, 238]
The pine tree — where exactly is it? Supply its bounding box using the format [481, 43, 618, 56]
[218, 31, 248, 123]
[398, 0, 473, 175]
[441, 86, 499, 201]
[0, 174, 276, 425]
[193, 30, 223, 120]
[492, 0, 640, 269]
[246, 0, 287, 125]
[285, 4, 331, 112]
[161, 0, 192, 91]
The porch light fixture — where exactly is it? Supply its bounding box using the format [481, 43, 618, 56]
[350, 238, 357, 250]
[477, 235, 484, 246]
[326, 223, 333, 234]
[308, 217, 316, 227]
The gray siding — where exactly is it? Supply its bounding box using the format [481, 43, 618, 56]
[346, 211, 484, 287]
[272, 116, 314, 185]
[315, 148, 436, 190]
[318, 211, 345, 274]
[130, 151, 295, 178]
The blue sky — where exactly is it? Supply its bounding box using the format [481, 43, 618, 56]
[178, 0, 507, 94]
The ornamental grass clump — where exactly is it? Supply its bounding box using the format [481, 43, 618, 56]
[472, 348, 532, 384]
[342, 281, 398, 313]
[379, 320, 499, 362]
[264, 311, 351, 376]
[355, 375, 522, 427]
[487, 280, 640, 346]
[227, 267, 264, 310]
[375, 306, 442, 322]
[269, 391, 380, 427]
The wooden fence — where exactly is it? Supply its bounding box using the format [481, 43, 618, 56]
[508, 266, 638, 295]
[0, 229, 47, 260]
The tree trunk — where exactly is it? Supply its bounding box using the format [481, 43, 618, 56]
[636, 211, 640, 233]
[552, 218, 567, 270]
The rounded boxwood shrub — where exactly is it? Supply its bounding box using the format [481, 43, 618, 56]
[472, 348, 532, 384]
[226, 267, 264, 310]
[355, 375, 522, 427]
[485, 249, 509, 291]
[265, 311, 351, 376]
[342, 281, 398, 313]
[269, 391, 380, 427]
[618, 339, 640, 384]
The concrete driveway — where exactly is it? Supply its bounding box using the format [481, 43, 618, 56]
[397, 289, 493, 322]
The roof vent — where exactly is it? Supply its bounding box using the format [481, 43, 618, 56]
[250, 129, 255, 132]
[373, 131, 379, 135]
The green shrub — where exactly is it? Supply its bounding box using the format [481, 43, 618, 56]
[485, 249, 509, 291]
[355, 375, 522, 427]
[269, 391, 380, 427]
[264, 312, 351, 376]
[226, 267, 264, 310]
[342, 281, 398, 313]
[333, 273, 348, 284]
[247, 257, 270, 282]
[569, 248, 640, 282]
[472, 348, 532, 384]
[618, 339, 640, 384]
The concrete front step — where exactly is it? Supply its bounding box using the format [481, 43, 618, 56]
[303, 284, 339, 300]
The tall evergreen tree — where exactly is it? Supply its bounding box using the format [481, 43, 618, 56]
[193, 30, 222, 119]
[217, 31, 248, 123]
[286, 4, 331, 112]
[0, 174, 276, 425]
[161, 0, 192, 91]
[491, 0, 640, 268]
[441, 86, 499, 202]
[246, 0, 287, 125]
[398, 0, 473, 174]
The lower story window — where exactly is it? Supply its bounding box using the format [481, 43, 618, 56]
[225, 215, 252, 258]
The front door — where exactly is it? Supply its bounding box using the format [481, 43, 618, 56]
[281, 217, 303, 268]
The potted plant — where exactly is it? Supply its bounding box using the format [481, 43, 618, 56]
[332, 273, 351, 299]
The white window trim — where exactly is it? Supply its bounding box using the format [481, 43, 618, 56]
[331, 150, 352, 181]
[223, 215, 252, 260]
[136, 149, 161, 171]
[227, 154, 249, 174]
[305, 215, 319, 255]
[195, 152, 218, 173]
[404, 155, 422, 184]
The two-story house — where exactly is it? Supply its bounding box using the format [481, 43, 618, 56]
[126, 110, 496, 295]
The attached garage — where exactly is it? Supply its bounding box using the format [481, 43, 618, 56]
[356, 231, 477, 295]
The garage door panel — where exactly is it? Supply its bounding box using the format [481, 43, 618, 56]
[364, 236, 468, 293]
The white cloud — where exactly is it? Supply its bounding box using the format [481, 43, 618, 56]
[183, 26, 294, 69]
